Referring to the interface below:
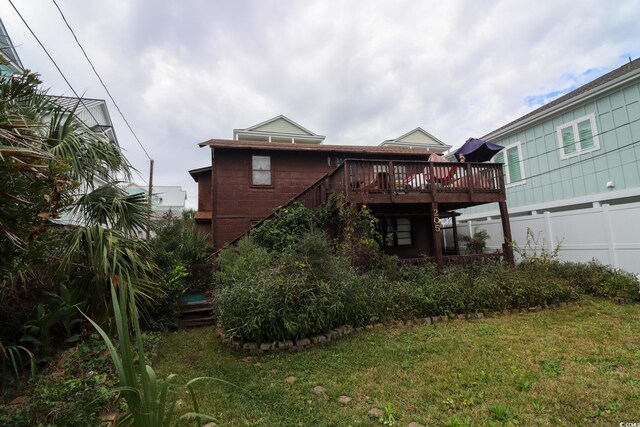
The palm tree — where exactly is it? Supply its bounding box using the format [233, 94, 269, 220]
[1, 69, 158, 326]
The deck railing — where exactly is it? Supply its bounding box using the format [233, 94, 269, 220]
[334, 159, 503, 197]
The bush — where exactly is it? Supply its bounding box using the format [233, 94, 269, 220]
[459, 228, 490, 254]
[142, 263, 189, 331]
[544, 260, 640, 301]
[214, 207, 640, 343]
[251, 202, 329, 252]
[0, 334, 117, 427]
[0, 331, 165, 426]
[1, 374, 111, 427]
[215, 234, 354, 342]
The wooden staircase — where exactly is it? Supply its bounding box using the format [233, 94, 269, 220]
[178, 294, 215, 328]
[214, 172, 335, 254]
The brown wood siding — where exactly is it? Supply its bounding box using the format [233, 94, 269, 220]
[212, 148, 333, 249]
[196, 173, 212, 211]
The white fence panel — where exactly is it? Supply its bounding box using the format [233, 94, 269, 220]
[462, 202, 640, 274]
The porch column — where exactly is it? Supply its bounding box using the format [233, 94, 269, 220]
[451, 212, 460, 255]
[498, 200, 514, 266]
[432, 202, 444, 272]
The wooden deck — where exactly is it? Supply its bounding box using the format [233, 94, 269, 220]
[216, 158, 514, 269]
[328, 159, 506, 206]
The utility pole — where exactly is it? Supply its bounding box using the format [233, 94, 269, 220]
[146, 159, 154, 240]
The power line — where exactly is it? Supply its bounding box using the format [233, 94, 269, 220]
[7, 0, 105, 131]
[499, 116, 640, 167]
[461, 116, 640, 201]
[508, 137, 639, 192]
[134, 167, 149, 187]
[51, 0, 152, 161]
[485, 115, 640, 190]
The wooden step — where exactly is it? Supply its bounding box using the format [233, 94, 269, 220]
[179, 317, 215, 328]
[179, 306, 213, 315]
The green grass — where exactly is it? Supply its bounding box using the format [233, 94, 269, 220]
[155, 298, 640, 426]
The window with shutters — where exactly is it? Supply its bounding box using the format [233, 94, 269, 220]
[492, 142, 525, 187]
[252, 155, 272, 186]
[556, 113, 600, 160]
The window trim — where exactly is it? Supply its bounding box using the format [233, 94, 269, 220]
[251, 154, 272, 187]
[493, 141, 526, 187]
[556, 113, 600, 160]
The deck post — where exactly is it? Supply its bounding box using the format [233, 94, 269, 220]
[389, 160, 395, 203]
[344, 160, 351, 203]
[431, 202, 444, 272]
[499, 200, 515, 266]
[451, 212, 460, 255]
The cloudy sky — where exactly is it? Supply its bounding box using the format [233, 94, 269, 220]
[1, 0, 639, 208]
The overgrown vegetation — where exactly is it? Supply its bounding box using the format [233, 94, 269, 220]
[1, 69, 157, 388]
[84, 283, 216, 426]
[215, 203, 639, 343]
[145, 211, 214, 331]
[0, 68, 214, 425]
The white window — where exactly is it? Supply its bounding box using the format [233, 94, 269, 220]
[493, 142, 525, 186]
[556, 113, 600, 160]
[252, 155, 271, 186]
[384, 217, 412, 247]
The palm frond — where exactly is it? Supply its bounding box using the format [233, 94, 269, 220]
[66, 184, 152, 237]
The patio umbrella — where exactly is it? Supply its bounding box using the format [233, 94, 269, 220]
[454, 138, 504, 162]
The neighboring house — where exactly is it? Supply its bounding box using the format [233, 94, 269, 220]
[0, 18, 122, 226]
[0, 19, 119, 150]
[49, 95, 119, 149]
[380, 127, 451, 153]
[123, 184, 187, 218]
[190, 121, 513, 270]
[459, 58, 640, 274]
[233, 115, 326, 144]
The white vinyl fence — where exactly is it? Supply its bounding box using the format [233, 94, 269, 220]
[459, 202, 640, 275]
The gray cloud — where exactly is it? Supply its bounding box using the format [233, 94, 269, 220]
[1, 0, 639, 208]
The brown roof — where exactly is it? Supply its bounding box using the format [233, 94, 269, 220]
[198, 138, 436, 157]
[485, 58, 640, 139]
[188, 166, 211, 181]
[194, 211, 211, 220]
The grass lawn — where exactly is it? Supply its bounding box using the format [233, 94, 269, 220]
[156, 298, 640, 426]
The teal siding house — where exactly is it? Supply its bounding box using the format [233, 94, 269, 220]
[460, 59, 640, 274]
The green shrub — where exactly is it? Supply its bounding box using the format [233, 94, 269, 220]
[459, 228, 490, 254]
[251, 202, 326, 252]
[215, 234, 353, 342]
[0, 334, 118, 427]
[143, 263, 189, 331]
[27, 373, 112, 427]
[1, 374, 111, 427]
[215, 214, 639, 343]
[544, 260, 640, 301]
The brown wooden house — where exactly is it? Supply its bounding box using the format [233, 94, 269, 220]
[190, 138, 514, 270]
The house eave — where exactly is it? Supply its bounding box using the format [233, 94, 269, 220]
[233, 129, 326, 141]
[483, 66, 640, 142]
[381, 140, 452, 150]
